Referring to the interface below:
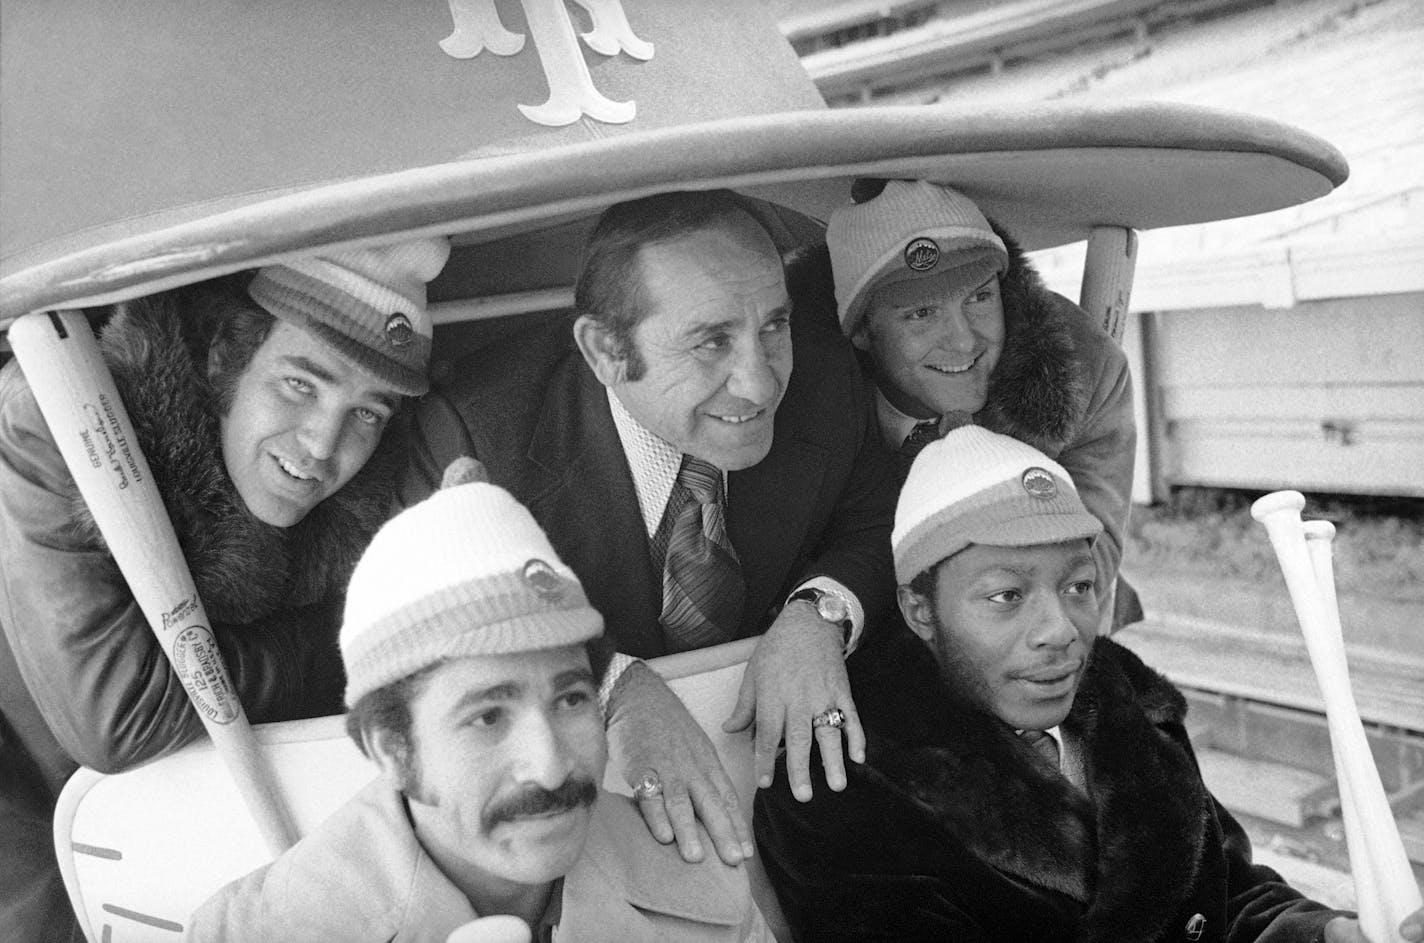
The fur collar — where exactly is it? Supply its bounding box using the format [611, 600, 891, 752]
[67, 292, 401, 625]
[855, 633, 1211, 941]
[976, 224, 1087, 452]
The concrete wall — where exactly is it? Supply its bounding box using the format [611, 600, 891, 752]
[1146, 292, 1424, 497]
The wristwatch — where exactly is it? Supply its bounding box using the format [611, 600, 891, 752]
[787, 586, 853, 647]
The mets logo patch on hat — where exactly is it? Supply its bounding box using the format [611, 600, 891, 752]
[384, 313, 414, 349]
[904, 237, 940, 272]
[1021, 467, 1058, 499]
[522, 558, 566, 603]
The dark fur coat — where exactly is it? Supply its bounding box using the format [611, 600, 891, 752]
[755, 630, 1341, 942]
[979, 222, 1088, 452]
[0, 288, 404, 785]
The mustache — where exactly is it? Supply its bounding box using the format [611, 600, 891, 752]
[483, 777, 598, 831]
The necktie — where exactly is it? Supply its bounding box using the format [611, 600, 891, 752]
[1020, 729, 1061, 771]
[900, 419, 941, 460]
[655, 455, 745, 652]
[895, 419, 941, 481]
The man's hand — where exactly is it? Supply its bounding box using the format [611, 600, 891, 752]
[1323, 905, 1424, 943]
[606, 661, 754, 867]
[723, 601, 865, 802]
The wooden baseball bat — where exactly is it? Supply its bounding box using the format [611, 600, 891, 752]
[8, 310, 299, 856]
[1251, 492, 1420, 940]
[1303, 519, 1383, 936]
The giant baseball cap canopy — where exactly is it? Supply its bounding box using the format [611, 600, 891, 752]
[0, 0, 1348, 324]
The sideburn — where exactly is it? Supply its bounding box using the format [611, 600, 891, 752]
[928, 612, 997, 713]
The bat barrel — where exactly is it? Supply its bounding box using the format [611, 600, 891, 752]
[8, 310, 298, 855]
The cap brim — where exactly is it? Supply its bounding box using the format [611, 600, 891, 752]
[842, 238, 1006, 334]
[2, 101, 1346, 324]
[959, 512, 1103, 551]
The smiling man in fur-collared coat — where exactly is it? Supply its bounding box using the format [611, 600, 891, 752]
[804, 177, 1139, 630]
[754, 426, 1365, 943]
[0, 238, 447, 943]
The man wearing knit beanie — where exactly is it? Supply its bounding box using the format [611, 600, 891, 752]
[0, 236, 448, 943]
[813, 177, 1139, 634]
[755, 426, 1374, 942]
[190, 462, 771, 943]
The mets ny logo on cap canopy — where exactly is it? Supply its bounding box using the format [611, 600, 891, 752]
[439, 0, 654, 127]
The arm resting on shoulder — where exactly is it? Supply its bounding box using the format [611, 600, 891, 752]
[790, 373, 898, 635]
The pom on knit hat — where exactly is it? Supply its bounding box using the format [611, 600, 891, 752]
[247, 236, 451, 396]
[340, 458, 603, 707]
[892, 426, 1102, 584]
[827, 180, 1009, 337]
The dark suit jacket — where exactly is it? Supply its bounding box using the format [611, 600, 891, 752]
[402, 314, 896, 658]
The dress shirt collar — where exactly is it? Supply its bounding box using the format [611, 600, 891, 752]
[875, 388, 935, 450]
[607, 388, 727, 539]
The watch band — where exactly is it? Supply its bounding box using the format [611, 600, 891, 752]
[787, 586, 853, 648]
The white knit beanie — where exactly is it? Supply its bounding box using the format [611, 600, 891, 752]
[827, 180, 1009, 337]
[893, 426, 1103, 584]
[341, 459, 604, 707]
[247, 236, 451, 396]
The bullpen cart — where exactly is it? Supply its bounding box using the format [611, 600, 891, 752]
[0, 2, 1348, 941]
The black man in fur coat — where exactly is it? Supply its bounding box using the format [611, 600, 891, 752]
[754, 426, 1415, 943]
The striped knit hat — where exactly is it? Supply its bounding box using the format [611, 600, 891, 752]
[247, 236, 450, 396]
[341, 459, 604, 707]
[827, 180, 1008, 337]
[893, 426, 1102, 584]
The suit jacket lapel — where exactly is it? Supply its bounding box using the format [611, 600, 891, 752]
[727, 426, 828, 636]
[526, 358, 665, 657]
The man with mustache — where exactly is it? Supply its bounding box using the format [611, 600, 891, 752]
[189, 461, 771, 942]
[754, 426, 1417, 942]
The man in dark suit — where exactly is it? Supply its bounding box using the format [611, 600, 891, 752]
[403, 190, 897, 873]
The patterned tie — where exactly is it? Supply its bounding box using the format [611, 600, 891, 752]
[1020, 729, 1061, 771]
[655, 455, 745, 652]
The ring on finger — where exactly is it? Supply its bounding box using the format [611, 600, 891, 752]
[632, 771, 663, 800]
[812, 708, 847, 729]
